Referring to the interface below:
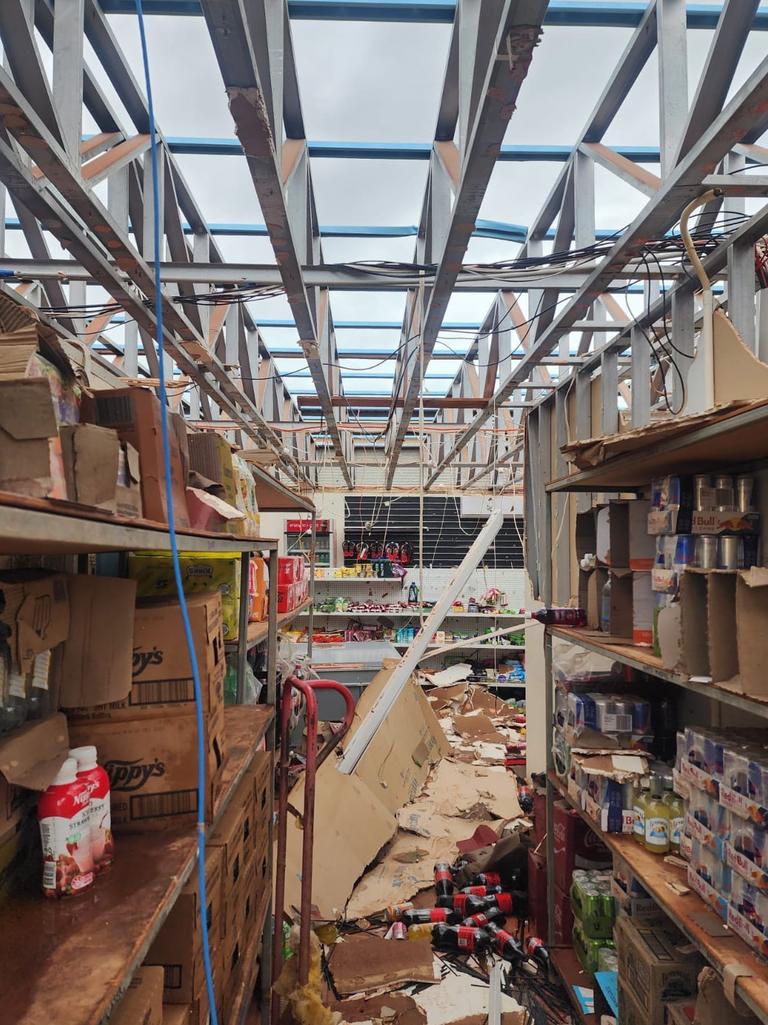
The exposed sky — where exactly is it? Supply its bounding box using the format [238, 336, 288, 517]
[6, 1, 768, 400]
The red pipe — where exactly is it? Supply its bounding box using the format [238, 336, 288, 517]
[272, 676, 356, 1018]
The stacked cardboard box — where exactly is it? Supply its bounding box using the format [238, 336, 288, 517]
[67, 593, 226, 831]
[277, 556, 309, 613]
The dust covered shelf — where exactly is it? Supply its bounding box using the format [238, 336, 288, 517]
[1, 705, 273, 1025]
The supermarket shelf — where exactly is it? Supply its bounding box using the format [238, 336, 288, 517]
[2, 705, 273, 1025]
[300, 609, 525, 619]
[548, 772, 768, 1025]
[225, 597, 313, 653]
[546, 398, 768, 494]
[249, 464, 314, 514]
[0, 491, 278, 556]
[314, 576, 405, 584]
[551, 947, 596, 1025]
[548, 626, 768, 723]
[394, 641, 525, 652]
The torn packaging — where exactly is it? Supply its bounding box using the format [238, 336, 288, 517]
[330, 992, 426, 1025]
[280, 674, 448, 920]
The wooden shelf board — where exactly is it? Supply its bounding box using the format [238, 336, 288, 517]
[548, 772, 768, 1024]
[3, 705, 273, 1025]
[0, 491, 278, 556]
[546, 398, 768, 493]
[300, 610, 525, 620]
[394, 641, 525, 651]
[225, 598, 313, 653]
[551, 947, 596, 1025]
[549, 626, 768, 722]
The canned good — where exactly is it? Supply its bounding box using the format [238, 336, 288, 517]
[714, 475, 735, 508]
[737, 475, 755, 513]
[694, 474, 712, 511]
[389, 922, 407, 940]
[695, 535, 719, 569]
[674, 534, 695, 566]
[719, 535, 742, 571]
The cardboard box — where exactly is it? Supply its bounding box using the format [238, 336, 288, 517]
[619, 982, 648, 1025]
[0, 377, 65, 499]
[695, 966, 760, 1025]
[129, 555, 241, 641]
[552, 800, 612, 891]
[69, 713, 224, 831]
[60, 423, 120, 513]
[162, 1007, 193, 1025]
[0, 571, 69, 675]
[146, 845, 225, 1003]
[607, 567, 633, 638]
[188, 433, 241, 535]
[58, 575, 136, 708]
[615, 914, 703, 1025]
[83, 386, 189, 528]
[0, 713, 70, 790]
[223, 862, 258, 1017]
[110, 968, 164, 1025]
[194, 944, 225, 1025]
[691, 509, 760, 536]
[736, 568, 768, 697]
[116, 441, 142, 519]
[0, 771, 32, 844]
[209, 771, 254, 898]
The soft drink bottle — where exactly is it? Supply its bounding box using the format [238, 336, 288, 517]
[386, 902, 414, 922]
[472, 872, 502, 887]
[402, 907, 459, 926]
[526, 936, 550, 968]
[487, 892, 520, 915]
[431, 924, 491, 953]
[488, 924, 524, 961]
[38, 757, 94, 898]
[69, 745, 114, 873]
[531, 608, 588, 627]
[407, 923, 434, 940]
[460, 885, 502, 897]
[436, 893, 491, 914]
[461, 905, 505, 928]
[434, 862, 455, 897]
[517, 786, 534, 814]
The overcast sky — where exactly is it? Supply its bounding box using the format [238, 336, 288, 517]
[7, 1, 768, 396]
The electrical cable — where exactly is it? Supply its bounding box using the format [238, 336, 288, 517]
[133, 5, 219, 1022]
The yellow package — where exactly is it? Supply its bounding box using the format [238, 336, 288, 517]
[129, 551, 241, 640]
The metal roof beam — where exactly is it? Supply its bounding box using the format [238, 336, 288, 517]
[426, 56, 768, 486]
[383, 0, 548, 487]
[200, 0, 352, 486]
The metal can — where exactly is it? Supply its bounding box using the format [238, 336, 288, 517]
[673, 534, 695, 566]
[714, 475, 735, 508]
[694, 474, 712, 511]
[695, 535, 719, 569]
[389, 922, 407, 940]
[737, 475, 755, 513]
[719, 535, 742, 571]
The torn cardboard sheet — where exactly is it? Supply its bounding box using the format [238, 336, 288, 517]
[420, 664, 473, 688]
[409, 969, 523, 1025]
[451, 714, 508, 745]
[329, 993, 426, 1025]
[346, 832, 460, 920]
[423, 760, 522, 821]
[396, 805, 485, 843]
[329, 933, 438, 996]
[282, 674, 449, 920]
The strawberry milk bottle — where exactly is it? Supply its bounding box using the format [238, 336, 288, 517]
[69, 745, 114, 872]
[38, 757, 94, 897]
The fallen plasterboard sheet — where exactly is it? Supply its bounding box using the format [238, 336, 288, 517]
[347, 666, 451, 813]
[397, 804, 487, 843]
[346, 831, 457, 919]
[282, 763, 396, 920]
[329, 992, 427, 1025]
[421, 663, 473, 688]
[423, 760, 521, 821]
[440, 1015, 526, 1025]
[409, 969, 523, 1025]
[452, 714, 508, 744]
[471, 742, 509, 764]
[329, 933, 439, 995]
[283, 674, 449, 919]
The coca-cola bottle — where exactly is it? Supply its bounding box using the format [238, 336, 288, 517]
[431, 924, 491, 953]
[402, 907, 460, 926]
[460, 884, 502, 897]
[434, 862, 455, 897]
[488, 924, 524, 961]
[486, 892, 520, 915]
[531, 608, 588, 627]
[436, 893, 491, 914]
[471, 871, 502, 887]
[526, 936, 550, 968]
[461, 905, 505, 928]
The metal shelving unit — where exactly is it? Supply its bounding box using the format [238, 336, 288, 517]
[0, 480, 314, 1025]
[529, 397, 768, 1025]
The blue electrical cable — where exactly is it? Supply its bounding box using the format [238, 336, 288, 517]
[133, 5, 219, 1022]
